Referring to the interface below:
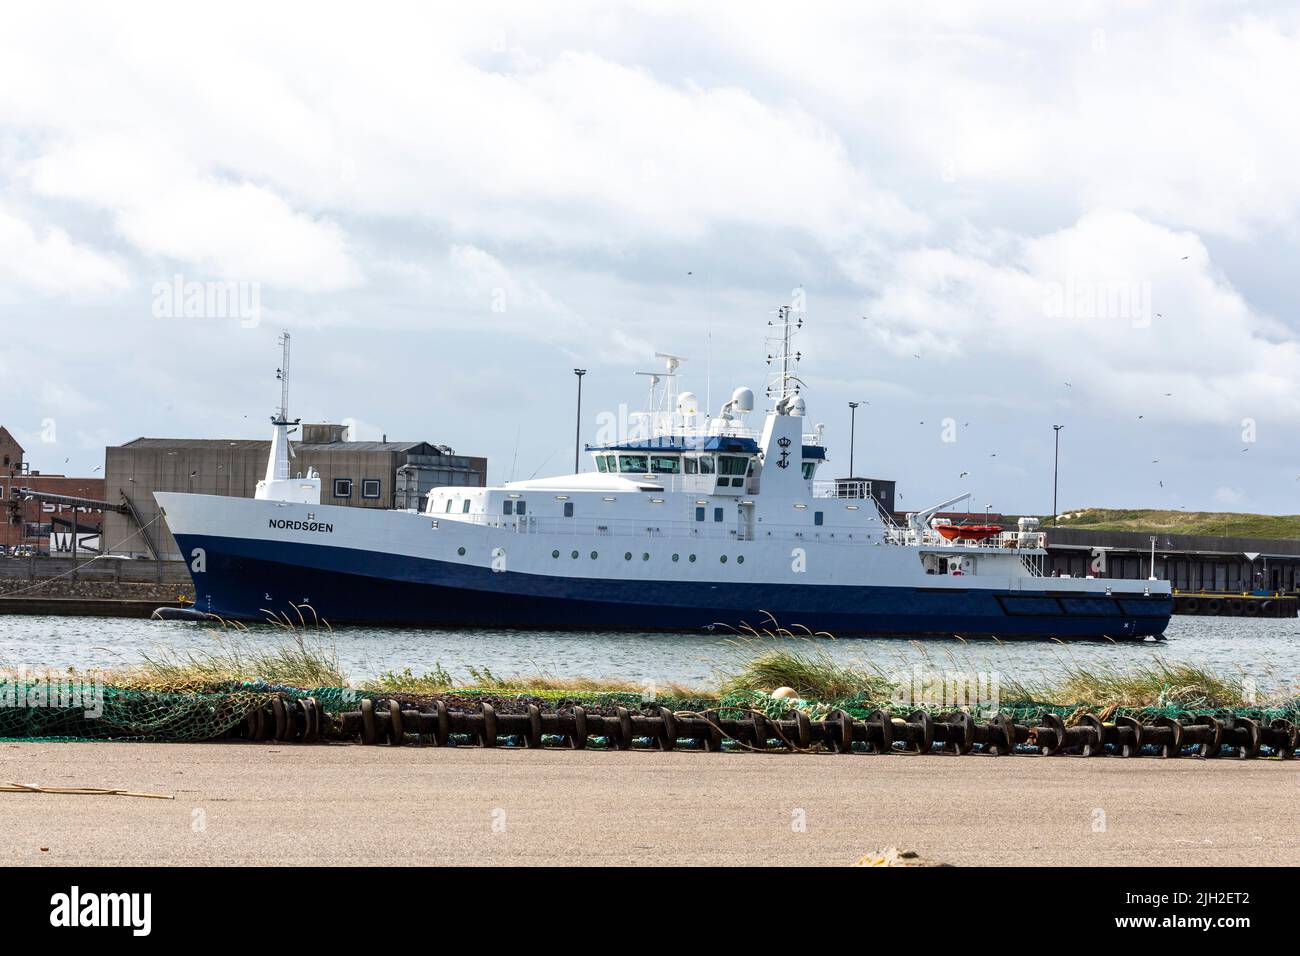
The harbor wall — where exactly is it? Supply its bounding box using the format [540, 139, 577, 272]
[0, 556, 192, 604]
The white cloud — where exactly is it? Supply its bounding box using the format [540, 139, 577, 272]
[26, 135, 361, 292]
[0, 207, 129, 298]
[866, 209, 1300, 424]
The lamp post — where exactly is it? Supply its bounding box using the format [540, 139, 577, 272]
[573, 369, 587, 474]
[1052, 424, 1064, 526]
[848, 401, 860, 478]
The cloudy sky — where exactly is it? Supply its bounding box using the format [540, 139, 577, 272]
[2, 2, 1298, 514]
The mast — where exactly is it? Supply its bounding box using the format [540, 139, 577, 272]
[765, 304, 804, 411]
[258, 331, 304, 494]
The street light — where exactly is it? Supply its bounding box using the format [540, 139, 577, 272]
[573, 369, 587, 474]
[1052, 424, 1064, 527]
[848, 402, 861, 478]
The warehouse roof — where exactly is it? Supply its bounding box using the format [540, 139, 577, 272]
[118, 437, 444, 454]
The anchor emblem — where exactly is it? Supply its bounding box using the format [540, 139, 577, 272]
[776, 436, 792, 469]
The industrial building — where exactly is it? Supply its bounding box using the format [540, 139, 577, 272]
[1, 427, 106, 556]
[1045, 526, 1300, 593]
[102, 424, 486, 559]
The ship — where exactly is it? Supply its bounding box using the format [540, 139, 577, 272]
[156, 314, 1173, 638]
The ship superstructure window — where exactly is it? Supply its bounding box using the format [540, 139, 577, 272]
[503, 500, 513, 515]
[802, 462, 815, 479]
[698, 456, 715, 475]
[333, 478, 352, 499]
[718, 455, 748, 487]
[362, 479, 381, 499]
[814, 511, 824, 526]
[650, 456, 679, 474]
[563, 502, 574, 517]
[462, 500, 470, 513]
[695, 507, 705, 522]
[516, 500, 526, 515]
[713, 507, 724, 522]
[619, 455, 649, 474]
[445, 500, 453, 513]
[595, 455, 609, 473]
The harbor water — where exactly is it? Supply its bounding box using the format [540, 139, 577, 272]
[1, 614, 1297, 691]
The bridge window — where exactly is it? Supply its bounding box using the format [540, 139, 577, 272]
[618, 455, 649, 474]
[718, 456, 748, 476]
[683, 457, 698, 475]
[698, 456, 715, 475]
[595, 455, 609, 473]
[650, 455, 680, 474]
[445, 500, 453, 513]
[462, 500, 470, 513]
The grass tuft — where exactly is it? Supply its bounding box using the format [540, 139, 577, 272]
[126, 633, 348, 692]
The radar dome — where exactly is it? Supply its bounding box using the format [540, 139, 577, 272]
[789, 395, 806, 417]
[731, 387, 755, 413]
[677, 391, 699, 415]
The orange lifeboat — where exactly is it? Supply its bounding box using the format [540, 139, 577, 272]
[935, 524, 1003, 543]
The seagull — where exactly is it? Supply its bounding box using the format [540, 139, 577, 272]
[1152, 459, 1160, 463]
[1181, 255, 1189, 260]
[913, 353, 921, 359]
[959, 471, 969, 478]
[1159, 481, 1164, 488]
[91, 466, 101, 472]
[1138, 415, 1144, 420]
[1064, 382, 1072, 388]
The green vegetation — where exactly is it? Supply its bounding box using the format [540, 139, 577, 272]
[23, 630, 1283, 714]
[127, 634, 347, 692]
[717, 641, 895, 701]
[1053, 507, 1300, 539]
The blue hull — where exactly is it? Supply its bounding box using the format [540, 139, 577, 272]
[174, 534, 1172, 639]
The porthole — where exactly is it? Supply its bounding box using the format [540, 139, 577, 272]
[590, 551, 598, 559]
[625, 552, 633, 561]
[720, 555, 728, 563]
[737, 555, 745, 564]
[641, 552, 650, 561]
[457, 547, 466, 556]
[688, 554, 697, 563]
[672, 553, 680, 562]
[571, 550, 579, 559]
[552, 549, 560, 558]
